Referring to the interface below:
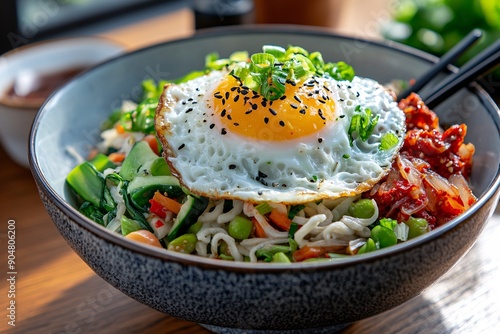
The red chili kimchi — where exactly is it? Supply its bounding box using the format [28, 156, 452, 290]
[368, 93, 476, 228]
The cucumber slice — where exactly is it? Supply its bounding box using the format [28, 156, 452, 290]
[168, 195, 209, 241]
[150, 157, 171, 176]
[119, 141, 158, 181]
[128, 175, 183, 210]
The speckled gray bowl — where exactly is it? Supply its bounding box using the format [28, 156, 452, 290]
[30, 27, 500, 333]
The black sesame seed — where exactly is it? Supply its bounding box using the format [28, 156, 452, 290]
[318, 138, 323, 143]
[299, 109, 306, 114]
[347, 85, 352, 89]
[279, 120, 285, 127]
[323, 85, 331, 92]
[258, 171, 268, 178]
[222, 99, 226, 105]
[264, 117, 269, 124]
[356, 91, 360, 97]
[290, 103, 298, 109]
[196, 87, 200, 91]
[209, 123, 215, 129]
[290, 81, 297, 86]
[337, 84, 341, 88]
[279, 95, 287, 101]
[261, 100, 267, 107]
[339, 98, 345, 102]
[241, 89, 249, 95]
[258, 191, 263, 195]
[192, 101, 198, 104]
[186, 108, 193, 113]
[234, 122, 239, 126]
[221, 128, 227, 135]
[318, 109, 326, 120]
[221, 109, 226, 117]
[234, 95, 240, 102]
[187, 98, 193, 101]
[229, 164, 236, 169]
[308, 93, 313, 97]
[294, 95, 302, 103]
[252, 103, 258, 110]
[318, 99, 326, 104]
[231, 87, 238, 91]
[269, 108, 277, 116]
[227, 114, 232, 120]
[242, 85, 250, 90]
[178, 144, 185, 150]
[339, 115, 345, 118]
[182, 101, 187, 105]
[322, 94, 328, 100]
[225, 92, 229, 99]
[245, 109, 253, 114]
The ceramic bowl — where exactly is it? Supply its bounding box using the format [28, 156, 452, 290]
[0, 36, 124, 167]
[29, 27, 500, 334]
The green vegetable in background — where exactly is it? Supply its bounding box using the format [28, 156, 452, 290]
[383, 0, 500, 77]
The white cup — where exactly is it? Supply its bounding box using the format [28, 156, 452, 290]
[0, 37, 124, 167]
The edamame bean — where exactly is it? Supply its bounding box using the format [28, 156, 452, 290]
[371, 225, 397, 248]
[357, 238, 377, 254]
[272, 252, 291, 263]
[167, 233, 197, 254]
[348, 199, 376, 219]
[405, 217, 429, 239]
[228, 216, 253, 240]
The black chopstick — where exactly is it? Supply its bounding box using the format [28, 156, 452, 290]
[422, 39, 500, 109]
[399, 29, 483, 99]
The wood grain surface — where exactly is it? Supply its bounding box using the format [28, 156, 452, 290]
[1, 2, 500, 334]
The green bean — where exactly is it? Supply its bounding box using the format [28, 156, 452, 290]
[228, 216, 253, 240]
[272, 252, 291, 263]
[405, 217, 429, 239]
[167, 233, 197, 254]
[348, 199, 376, 219]
[371, 225, 397, 248]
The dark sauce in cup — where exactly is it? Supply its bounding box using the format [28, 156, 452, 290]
[2, 67, 86, 108]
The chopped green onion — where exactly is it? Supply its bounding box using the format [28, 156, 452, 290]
[263, 45, 286, 59]
[348, 105, 379, 145]
[380, 132, 400, 151]
[288, 204, 305, 219]
[255, 202, 273, 215]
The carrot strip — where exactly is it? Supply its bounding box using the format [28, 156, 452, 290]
[108, 152, 126, 163]
[143, 134, 160, 155]
[252, 217, 267, 238]
[268, 209, 292, 231]
[292, 245, 347, 262]
[152, 191, 182, 214]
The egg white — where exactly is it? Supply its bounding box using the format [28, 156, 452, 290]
[155, 70, 405, 204]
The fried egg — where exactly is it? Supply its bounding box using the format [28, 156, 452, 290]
[155, 70, 405, 204]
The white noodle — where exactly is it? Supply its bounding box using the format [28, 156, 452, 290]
[294, 214, 327, 247]
[217, 200, 243, 224]
[199, 200, 224, 223]
[210, 233, 243, 261]
[247, 238, 290, 263]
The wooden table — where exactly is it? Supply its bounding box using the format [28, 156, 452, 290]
[2, 3, 500, 334]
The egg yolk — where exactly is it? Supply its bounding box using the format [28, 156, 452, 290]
[212, 75, 336, 141]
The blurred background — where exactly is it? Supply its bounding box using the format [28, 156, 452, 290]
[2, 0, 499, 57]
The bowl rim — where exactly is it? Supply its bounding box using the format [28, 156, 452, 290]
[29, 25, 500, 273]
